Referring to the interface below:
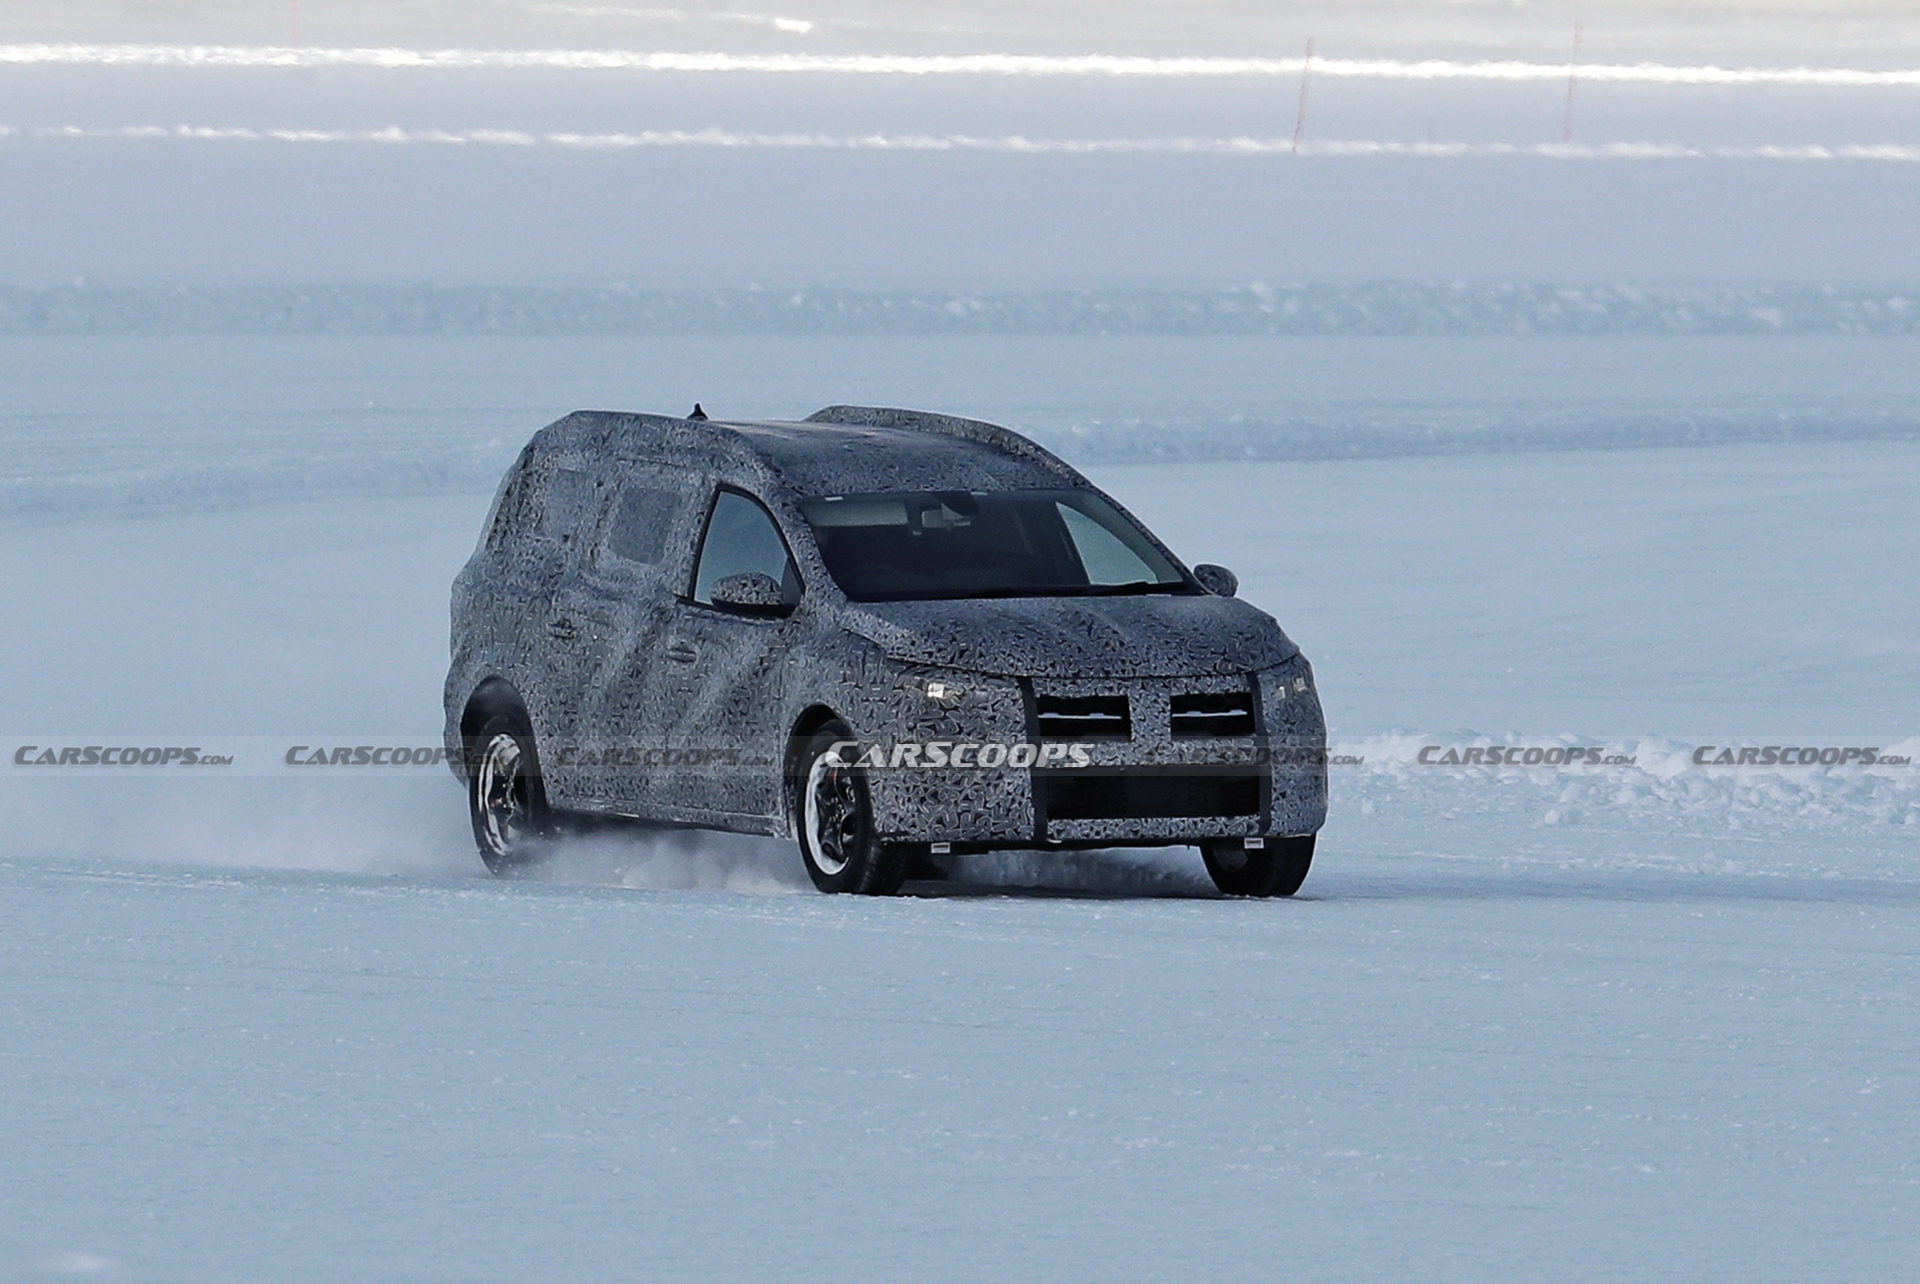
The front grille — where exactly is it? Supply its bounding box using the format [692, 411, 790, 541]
[1170, 691, 1255, 738]
[1035, 693, 1131, 740]
[1040, 769, 1260, 820]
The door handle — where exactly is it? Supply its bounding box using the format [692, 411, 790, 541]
[664, 641, 698, 664]
[548, 617, 578, 641]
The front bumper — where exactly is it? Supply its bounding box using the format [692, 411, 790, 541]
[857, 658, 1328, 849]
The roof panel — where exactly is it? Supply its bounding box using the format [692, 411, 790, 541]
[534, 410, 1074, 497]
[718, 419, 1066, 495]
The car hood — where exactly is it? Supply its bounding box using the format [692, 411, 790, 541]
[839, 594, 1298, 678]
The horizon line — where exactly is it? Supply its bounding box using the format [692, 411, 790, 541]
[10, 123, 1920, 161]
[3, 43, 1920, 87]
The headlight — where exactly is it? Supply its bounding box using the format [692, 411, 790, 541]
[924, 680, 968, 704]
[1260, 659, 1314, 703]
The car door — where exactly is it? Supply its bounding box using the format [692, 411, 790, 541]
[646, 486, 805, 823]
[540, 461, 700, 812]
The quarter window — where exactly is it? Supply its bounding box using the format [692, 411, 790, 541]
[693, 491, 800, 605]
[1058, 502, 1162, 585]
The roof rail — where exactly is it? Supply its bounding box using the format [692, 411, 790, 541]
[804, 404, 1086, 485]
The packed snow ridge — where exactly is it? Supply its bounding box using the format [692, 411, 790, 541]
[5, 283, 1920, 337]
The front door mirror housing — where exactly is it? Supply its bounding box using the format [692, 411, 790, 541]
[708, 571, 791, 615]
[1192, 563, 1239, 597]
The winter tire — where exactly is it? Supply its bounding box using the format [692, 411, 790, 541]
[468, 709, 555, 874]
[795, 723, 908, 895]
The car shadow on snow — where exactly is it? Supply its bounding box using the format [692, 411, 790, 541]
[520, 819, 1238, 899]
[901, 848, 1227, 899]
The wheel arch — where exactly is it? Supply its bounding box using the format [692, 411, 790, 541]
[783, 704, 846, 834]
[460, 678, 531, 773]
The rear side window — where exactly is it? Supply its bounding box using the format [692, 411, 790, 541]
[540, 468, 599, 544]
[693, 491, 800, 605]
[604, 486, 680, 566]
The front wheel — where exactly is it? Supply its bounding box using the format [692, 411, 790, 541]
[468, 710, 555, 874]
[1202, 835, 1314, 897]
[795, 723, 907, 895]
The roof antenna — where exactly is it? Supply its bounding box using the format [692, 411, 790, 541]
[688, 403, 708, 420]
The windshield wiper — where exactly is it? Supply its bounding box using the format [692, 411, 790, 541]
[850, 582, 1193, 602]
[1072, 581, 1192, 597]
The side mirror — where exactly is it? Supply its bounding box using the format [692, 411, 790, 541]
[708, 571, 790, 615]
[1192, 563, 1238, 597]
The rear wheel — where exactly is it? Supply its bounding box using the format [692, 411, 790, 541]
[1202, 835, 1314, 898]
[468, 710, 555, 874]
[795, 723, 908, 895]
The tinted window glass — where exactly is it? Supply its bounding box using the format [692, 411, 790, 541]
[1058, 502, 1162, 584]
[605, 486, 679, 566]
[799, 489, 1191, 602]
[693, 491, 800, 604]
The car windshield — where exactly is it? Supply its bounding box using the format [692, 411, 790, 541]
[799, 488, 1194, 602]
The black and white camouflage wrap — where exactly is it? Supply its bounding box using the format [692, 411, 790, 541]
[444, 405, 1328, 851]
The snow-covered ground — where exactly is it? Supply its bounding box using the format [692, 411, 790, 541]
[7, 852, 1920, 1283]
[3, 333, 1918, 1279]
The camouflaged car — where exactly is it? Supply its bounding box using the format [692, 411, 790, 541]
[445, 404, 1328, 896]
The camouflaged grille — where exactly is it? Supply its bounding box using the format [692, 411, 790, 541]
[1034, 694, 1131, 741]
[1170, 690, 1255, 739]
[1041, 769, 1260, 821]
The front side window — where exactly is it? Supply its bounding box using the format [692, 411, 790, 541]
[799, 488, 1193, 602]
[693, 490, 801, 605]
